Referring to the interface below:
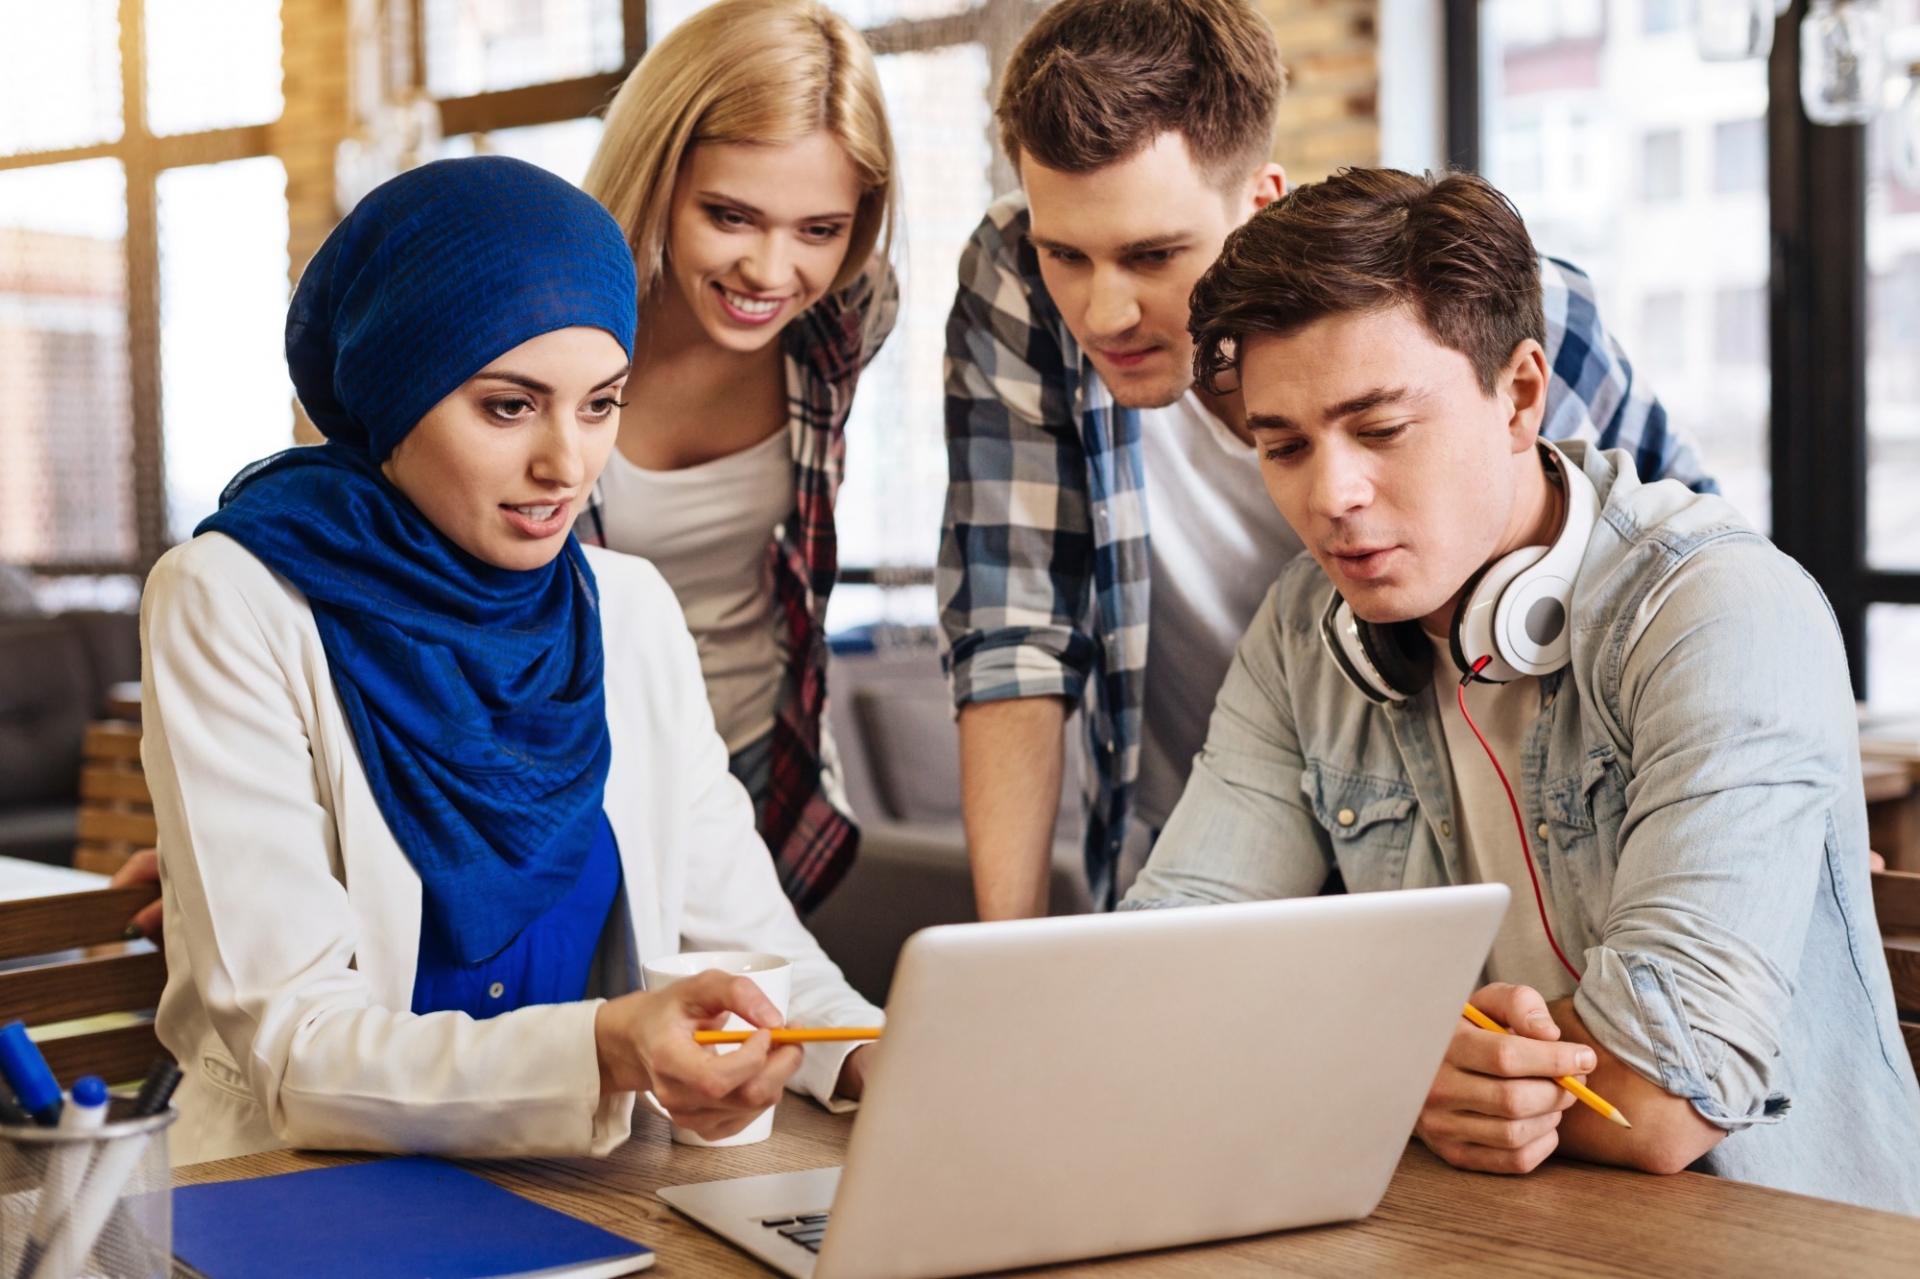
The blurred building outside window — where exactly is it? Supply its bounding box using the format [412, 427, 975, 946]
[1714, 283, 1768, 364]
[1641, 290, 1689, 368]
[438, 117, 608, 186]
[0, 160, 134, 568]
[157, 157, 293, 540]
[1713, 115, 1767, 191]
[1644, 0, 1690, 35]
[144, 0, 284, 136]
[0, 0, 122, 156]
[1868, 1, 1920, 583]
[1482, 0, 1773, 541]
[423, 0, 625, 97]
[1643, 127, 1687, 200]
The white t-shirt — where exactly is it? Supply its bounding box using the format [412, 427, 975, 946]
[592, 428, 794, 754]
[1430, 637, 1577, 1001]
[1135, 392, 1304, 830]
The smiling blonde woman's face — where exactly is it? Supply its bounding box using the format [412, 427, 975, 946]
[655, 131, 864, 353]
[381, 326, 630, 571]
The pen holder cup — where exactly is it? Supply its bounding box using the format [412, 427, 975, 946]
[0, 1104, 177, 1279]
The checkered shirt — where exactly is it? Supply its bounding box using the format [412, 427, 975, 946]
[938, 193, 1716, 908]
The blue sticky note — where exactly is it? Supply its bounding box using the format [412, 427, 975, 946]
[172, 1156, 653, 1279]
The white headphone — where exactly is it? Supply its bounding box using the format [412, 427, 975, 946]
[1319, 441, 1600, 703]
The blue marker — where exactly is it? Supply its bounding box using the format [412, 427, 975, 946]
[0, 1021, 60, 1127]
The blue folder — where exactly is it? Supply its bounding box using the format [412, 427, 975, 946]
[172, 1156, 655, 1279]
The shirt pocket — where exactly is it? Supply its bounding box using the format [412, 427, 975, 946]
[1301, 761, 1418, 891]
[1541, 744, 1628, 901]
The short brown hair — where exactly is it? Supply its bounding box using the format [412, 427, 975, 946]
[1189, 168, 1546, 395]
[996, 0, 1284, 189]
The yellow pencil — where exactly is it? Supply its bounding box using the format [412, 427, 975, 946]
[693, 1027, 883, 1045]
[1461, 1003, 1631, 1129]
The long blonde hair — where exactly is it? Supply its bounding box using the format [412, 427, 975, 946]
[584, 0, 896, 301]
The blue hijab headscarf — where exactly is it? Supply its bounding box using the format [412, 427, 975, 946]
[200, 157, 639, 966]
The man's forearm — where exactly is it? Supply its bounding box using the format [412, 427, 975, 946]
[958, 697, 1068, 920]
[1548, 997, 1725, 1175]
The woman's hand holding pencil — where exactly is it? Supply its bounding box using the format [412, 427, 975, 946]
[693, 1026, 882, 1045]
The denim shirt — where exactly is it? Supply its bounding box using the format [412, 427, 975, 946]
[1124, 443, 1920, 1213]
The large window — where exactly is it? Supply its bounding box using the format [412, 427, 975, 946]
[1456, 0, 1920, 711]
[0, 0, 288, 580]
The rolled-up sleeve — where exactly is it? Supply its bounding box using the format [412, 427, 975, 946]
[938, 203, 1097, 710]
[1571, 538, 1847, 1130]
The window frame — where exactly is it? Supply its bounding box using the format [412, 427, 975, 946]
[0, 0, 277, 574]
[1447, 0, 1920, 700]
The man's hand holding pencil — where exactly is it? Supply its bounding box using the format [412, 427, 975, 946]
[1414, 982, 1602, 1175]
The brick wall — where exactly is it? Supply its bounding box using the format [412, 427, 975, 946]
[272, 0, 352, 444]
[1261, 0, 1380, 184]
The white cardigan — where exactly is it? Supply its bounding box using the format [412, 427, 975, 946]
[142, 534, 882, 1166]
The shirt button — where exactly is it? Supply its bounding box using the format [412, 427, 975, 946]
[1441, 820, 1453, 838]
[1536, 823, 1550, 841]
[1337, 808, 1357, 827]
[488, 982, 505, 999]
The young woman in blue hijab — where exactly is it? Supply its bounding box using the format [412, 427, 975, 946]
[141, 156, 883, 1165]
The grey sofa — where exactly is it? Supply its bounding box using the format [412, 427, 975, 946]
[0, 608, 141, 865]
[808, 640, 1092, 1004]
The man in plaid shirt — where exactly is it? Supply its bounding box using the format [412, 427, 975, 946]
[939, 0, 1714, 916]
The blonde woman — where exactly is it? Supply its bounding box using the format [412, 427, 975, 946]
[578, 0, 897, 913]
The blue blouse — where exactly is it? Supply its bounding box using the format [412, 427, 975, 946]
[411, 812, 622, 1019]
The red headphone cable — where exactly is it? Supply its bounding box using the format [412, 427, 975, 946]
[1457, 657, 1582, 984]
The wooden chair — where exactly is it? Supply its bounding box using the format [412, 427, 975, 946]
[1871, 869, 1920, 1075]
[1866, 758, 1919, 875]
[73, 702, 154, 877]
[0, 883, 167, 1086]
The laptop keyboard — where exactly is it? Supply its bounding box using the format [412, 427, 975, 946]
[760, 1212, 830, 1253]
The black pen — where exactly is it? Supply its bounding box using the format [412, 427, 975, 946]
[131, 1059, 182, 1116]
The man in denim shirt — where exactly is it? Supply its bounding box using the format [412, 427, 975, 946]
[1126, 168, 1920, 1211]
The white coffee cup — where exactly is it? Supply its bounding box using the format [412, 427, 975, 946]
[640, 950, 792, 1146]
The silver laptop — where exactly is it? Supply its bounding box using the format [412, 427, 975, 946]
[658, 884, 1507, 1279]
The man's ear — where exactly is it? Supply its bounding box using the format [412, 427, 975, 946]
[1247, 163, 1287, 213]
[1500, 338, 1550, 454]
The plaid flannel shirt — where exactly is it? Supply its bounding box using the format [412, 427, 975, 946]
[938, 193, 1715, 908]
[583, 268, 896, 913]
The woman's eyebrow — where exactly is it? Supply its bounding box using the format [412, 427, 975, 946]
[696, 190, 854, 222]
[697, 190, 764, 217]
[469, 365, 630, 394]
[472, 370, 552, 394]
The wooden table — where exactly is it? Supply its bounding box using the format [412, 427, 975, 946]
[176, 1096, 1920, 1277]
